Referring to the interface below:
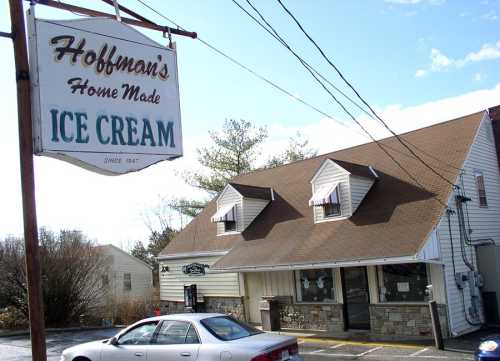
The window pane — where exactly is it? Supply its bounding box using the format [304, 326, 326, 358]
[123, 273, 132, 291]
[155, 321, 190, 345]
[323, 189, 341, 217]
[201, 316, 261, 341]
[297, 269, 335, 303]
[118, 322, 158, 345]
[185, 325, 200, 344]
[224, 221, 236, 232]
[380, 264, 428, 302]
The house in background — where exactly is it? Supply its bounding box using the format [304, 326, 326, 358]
[97, 244, 153, 303]
[158, 106, 500, 340]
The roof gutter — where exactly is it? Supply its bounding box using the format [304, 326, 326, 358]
[156, 250, 229, 261]
[209, 254, 442, 273]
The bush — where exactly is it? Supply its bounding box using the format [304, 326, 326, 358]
[113, 299, 149, 325]
[0, 307, 28, 330]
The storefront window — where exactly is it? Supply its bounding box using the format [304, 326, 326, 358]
[296, 269, 335, 303]
[378, 263, 429, 302]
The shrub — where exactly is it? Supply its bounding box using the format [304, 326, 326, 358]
[0, 307, 28, 330]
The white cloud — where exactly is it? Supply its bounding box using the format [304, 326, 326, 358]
[482, 10, 499, 21]
[417, 41, 500, 75]
[415, 69, 427, 77]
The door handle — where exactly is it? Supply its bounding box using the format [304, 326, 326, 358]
[135, 352, 144, 357]
[180, 352, 192, 357]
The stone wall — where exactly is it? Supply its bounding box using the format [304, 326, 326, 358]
[204, 297, 246, 321]
[160, 297, 246, 321]
[278, 297, 344, 333]
[369, 304, 449, 339]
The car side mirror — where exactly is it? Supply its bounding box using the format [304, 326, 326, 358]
[109, 337, 119, 346]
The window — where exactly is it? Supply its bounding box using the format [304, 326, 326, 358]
[474, 171, 488, 207]
[118, 321, 158, 345]
[224, 220, 236, 232]
[101, 274, 109, 287]
[154, 321, 199, 345]
[123, 273, 132, 291]
[323, 188, 341, 218]
[296, 268, 335, 303]
[200, 316, 261, 341]
[378, 263, 429, 303]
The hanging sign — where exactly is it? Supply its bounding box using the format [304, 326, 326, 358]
[28, 16, 183, 175]
[182, 263, 209, 276]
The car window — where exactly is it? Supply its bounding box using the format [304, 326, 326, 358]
[185, 325, 200, 344]
[155, 320, 194, 345]
[200, 316, 262, 341]
[118, 322, 159, 345]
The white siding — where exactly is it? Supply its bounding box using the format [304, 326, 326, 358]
[216, 186, 243, 235]
[101, 245, 153, 302]
[312, 161, 351, 222]
[437, 113, 500, 336]
[242, 198, 270, 229]
[159, 256, 241, 302]
[262, 271, 294, 297]
[350, 176, 375, 213]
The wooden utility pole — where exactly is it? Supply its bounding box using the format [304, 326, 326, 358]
[8, 1, 47, 361]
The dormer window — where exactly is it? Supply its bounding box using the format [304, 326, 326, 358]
[309, 182, 342, 218]
[224, 220, 237, 232]
[323, 188, 341, 218]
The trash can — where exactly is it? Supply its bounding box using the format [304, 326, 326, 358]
[259, 297, 280, 331]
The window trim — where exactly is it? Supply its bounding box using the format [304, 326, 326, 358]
[376, 263, 430, 304]
[152, 320, 202, 345]
[294, 268, 337, 304]
[474, 170, 488, 208]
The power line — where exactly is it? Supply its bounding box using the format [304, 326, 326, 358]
[275, 0, 456, 187]
[232, 0, 449, 207]
[134, 0, 365, 138]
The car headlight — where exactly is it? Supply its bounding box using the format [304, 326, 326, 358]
[479, 340, 498, 352]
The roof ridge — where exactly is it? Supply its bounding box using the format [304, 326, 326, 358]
[234, 110, 486, 180]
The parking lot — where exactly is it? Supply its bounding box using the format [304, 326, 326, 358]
[0, 329, 475, 361]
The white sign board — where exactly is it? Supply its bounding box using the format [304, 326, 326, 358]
[28, 16, 183, 175]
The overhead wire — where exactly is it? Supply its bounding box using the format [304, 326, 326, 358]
[133, 0, 366, 138]
[275, 0, 456, 187]
[231, 0, 449, 207]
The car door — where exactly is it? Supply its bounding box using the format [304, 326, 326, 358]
[148, 320, 201, 361]
[102, 321, 159, 361]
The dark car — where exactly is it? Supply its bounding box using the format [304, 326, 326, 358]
[476, 335, 500, 360]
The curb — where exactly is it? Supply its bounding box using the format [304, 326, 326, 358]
[0, 326, 121, 338]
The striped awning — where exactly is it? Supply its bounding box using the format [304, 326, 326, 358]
[308, 182, 340, 206]
[211, 203, 236, 223]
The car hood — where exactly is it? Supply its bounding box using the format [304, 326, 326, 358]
[63, 339, 106, 355]
[228, 332, 296, 352]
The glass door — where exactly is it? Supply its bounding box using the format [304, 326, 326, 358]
[341, 267, 370, 330]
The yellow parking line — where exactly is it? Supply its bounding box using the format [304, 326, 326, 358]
[297, 337, 425, 349]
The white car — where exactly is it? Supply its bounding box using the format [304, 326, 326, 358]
[60, 313, 303, 361]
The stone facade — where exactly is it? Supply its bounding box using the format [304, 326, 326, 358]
[160, 297, 246, 321]
[277, 297, 344, 333]
[369, 304, 449, 339]
[204, 297, 246, 321]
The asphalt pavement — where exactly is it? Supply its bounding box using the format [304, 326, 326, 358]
[0, 328, 475, 361]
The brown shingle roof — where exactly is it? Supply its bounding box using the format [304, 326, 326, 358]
[229, 183, 273, 200]
[161, 111, 484, 268]
[328, 159, 377, 179]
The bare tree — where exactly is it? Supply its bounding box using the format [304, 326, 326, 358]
[0, 228, 107, 326]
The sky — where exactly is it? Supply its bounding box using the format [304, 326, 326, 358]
[0, 0, 499, 250]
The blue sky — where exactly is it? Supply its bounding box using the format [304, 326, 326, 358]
[0, 0, 499, 248]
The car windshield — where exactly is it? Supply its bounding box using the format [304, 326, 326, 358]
[200, 316, 262, 341]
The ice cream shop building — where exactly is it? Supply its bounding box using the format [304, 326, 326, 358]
[158, 107, 500, 339]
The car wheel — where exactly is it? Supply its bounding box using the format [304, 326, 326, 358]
[73, 357, 91, 361]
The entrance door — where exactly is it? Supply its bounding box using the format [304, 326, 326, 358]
[342, 267, 370, 330]
[245, 272, 264, 324]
